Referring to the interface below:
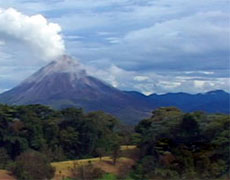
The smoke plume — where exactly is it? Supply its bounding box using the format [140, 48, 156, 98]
[0, 8, 65, 60]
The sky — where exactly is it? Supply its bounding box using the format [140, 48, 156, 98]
[0, 0, 229, 95]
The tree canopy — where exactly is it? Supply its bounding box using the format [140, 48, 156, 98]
[0, 104, 121, 163]
[133, 107, 230, 180]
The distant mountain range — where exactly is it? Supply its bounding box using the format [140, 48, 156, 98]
[0, 55, 229, 124]
[148, 90, 230, 114]
[125, 90, 230, 115]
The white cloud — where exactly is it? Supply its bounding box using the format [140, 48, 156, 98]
[194, 80, 205, 88]
[0, 8, 65, 61]
[184, 71, 214, 75]
[122, 11, 229, 58]
[0, 40, 5, 45]
[86, 63, 230, 94]
[106, 37, 120, 44]
[134, 76, 149, 82]
[0, 1, 229, 94]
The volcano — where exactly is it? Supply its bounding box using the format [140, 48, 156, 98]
[0, 55, 152, 124]
[0, 55, 229, 124]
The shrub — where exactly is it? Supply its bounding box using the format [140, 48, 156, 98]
[71, 161, 104, 180]
[11, 151, 55, 180]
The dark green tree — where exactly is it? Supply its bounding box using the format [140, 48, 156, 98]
[0, 148, 10, 169]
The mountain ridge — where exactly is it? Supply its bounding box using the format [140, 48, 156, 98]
[147, 89, 230, 114]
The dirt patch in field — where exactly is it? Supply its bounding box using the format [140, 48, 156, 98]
[0, 170, 16, 180]
[94, 158, 136, 176]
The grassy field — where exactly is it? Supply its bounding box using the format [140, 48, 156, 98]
[51, 145, 138, 180]
[0, 145, 138, 180]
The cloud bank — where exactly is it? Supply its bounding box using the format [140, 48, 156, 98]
[0, 8, 65, 60]
[0, 0, 229, 94]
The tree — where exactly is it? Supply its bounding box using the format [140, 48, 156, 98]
[96, 147, 106, 161]
[0, 104, 122, 165]
[112, 144, 121, 165]
[59, 127, 80, 158]
[134, 108, 230, 179]
[0, 148, 10, 169]
[11, 151, 55, 180]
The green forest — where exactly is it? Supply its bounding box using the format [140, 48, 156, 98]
[0, 104, 229, 180]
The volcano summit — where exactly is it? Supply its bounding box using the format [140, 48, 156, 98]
[0, 55, 152, 124]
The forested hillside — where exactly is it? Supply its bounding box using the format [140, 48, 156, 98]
[132, 107, 230, 180]
[0, 104, 125, 179]
[0, 104, 123, 161]
[0, 104, 229, 180]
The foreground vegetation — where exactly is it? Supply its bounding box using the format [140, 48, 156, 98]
[0, 104, 126, 179]
[133, 107, 230, 180]
[0, 104, 229, 179]
[52, 145, 138, 180]
[0, 104, 123, 160]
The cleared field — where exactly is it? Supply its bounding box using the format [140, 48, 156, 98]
[52, 156, 112, 179]
[52, 145, 138, 180]
[0, 170, 15, 180]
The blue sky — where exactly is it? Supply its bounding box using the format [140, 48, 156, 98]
[0, 0, 229, 94]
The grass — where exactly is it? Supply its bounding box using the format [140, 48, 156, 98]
[51, 156, 112, 176]
[51, 145, 138, 180]
[0, 146, 138, 180]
